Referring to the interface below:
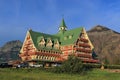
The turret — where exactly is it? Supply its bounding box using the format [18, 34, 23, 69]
[58, 18, 67, 33]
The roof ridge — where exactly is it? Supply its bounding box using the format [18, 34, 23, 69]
[29, 30, 59, 38]
[65, 27, 83, 32]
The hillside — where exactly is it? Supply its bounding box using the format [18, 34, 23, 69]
[0, 40, 22, 62]
[87, 25, 120, 64]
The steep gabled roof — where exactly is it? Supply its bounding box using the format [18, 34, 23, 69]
[54, 27, 83, 45]
[29, 30, 60, 51]
[29, 26, 83, 48]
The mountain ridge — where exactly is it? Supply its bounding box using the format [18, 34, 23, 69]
[0, 40, 22, 62]
[87, 25, 120, 64]
[88, 25, 120, 34]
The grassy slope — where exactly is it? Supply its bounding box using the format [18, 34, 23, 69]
[0, 68, 120, 80]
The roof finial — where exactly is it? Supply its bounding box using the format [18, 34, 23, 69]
[59, 18, 67, 28]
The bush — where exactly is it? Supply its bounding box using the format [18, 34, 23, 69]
[104, 64, 120, 69]
[53, 55, 84, 74]
[83, 63, 101, 69]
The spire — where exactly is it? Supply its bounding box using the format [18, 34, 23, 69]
[59, 18, 67, 28]
[58, 18, 67, 33]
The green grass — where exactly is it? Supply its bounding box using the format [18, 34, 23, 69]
[0, 68, 120, 80]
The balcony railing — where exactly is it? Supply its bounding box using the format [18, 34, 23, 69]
[81, 58, 99, 63]
[76, 48, 92, 53]
[79, 38, 88, 43]
[77, 53, 92, 58]
[78, 43, 91, 48]
[36, 52, 60, 57]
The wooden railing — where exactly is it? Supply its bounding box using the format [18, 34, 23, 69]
[81, 58, 99, 63]
[79, 38, 88, 43]
[78, 43, 91, 48]
[76, 48, 92, 53]
[77, 53, 92, 58]
[36, 52, 60, 57]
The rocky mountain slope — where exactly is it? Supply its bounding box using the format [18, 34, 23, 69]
[87, 25, 120, 64]
[0, 40, 22, 62]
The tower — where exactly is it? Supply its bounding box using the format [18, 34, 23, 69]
[58, 18, 67, 33]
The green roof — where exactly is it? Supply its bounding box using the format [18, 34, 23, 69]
[59, 18, 67, 28]
[29, 27, 83, 51]
[29, 30, 60, 51]
[55, 27, 83, 45]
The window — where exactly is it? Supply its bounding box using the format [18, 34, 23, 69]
[69, 35, 73, 39]
[46, 39, 53, 47]
[39, 38, 45, 46]
[54, 44, 59, 49]
[64, 36, 67, 40]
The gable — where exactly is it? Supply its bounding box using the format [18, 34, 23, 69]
[20, 31, 37, 53]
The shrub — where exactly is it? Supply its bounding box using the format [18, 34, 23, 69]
[53, 55, 84, 74]
[83, 63, 101, 69]
[104, 64, 120, 69]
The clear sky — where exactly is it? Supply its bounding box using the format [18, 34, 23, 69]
[1, 0, 120, 46]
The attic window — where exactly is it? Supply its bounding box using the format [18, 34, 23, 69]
[69, 35, 73, 39]
[54, 40, 59, 49]
[46, 39, 53, 47]
[64, 36, 67, 40]
[54, 44, 59, 49]
[39, 38, 45, 46]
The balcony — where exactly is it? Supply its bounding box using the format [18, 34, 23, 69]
[77, 53, 92, 58]
[28, 52, 37, 55]
[78, 43, 91, 48]
[81, 58, 99, 63]
[19, 53, 27, 57]
[36, 52, 60, 57]
[79, 38, 88, 43]
[76, 48, 92, 53]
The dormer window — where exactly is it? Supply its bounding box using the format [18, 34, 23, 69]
[69, 35, 73, 39]
[54, 40, 59, 49]
[39, 38, 45, 46]
[46, 39, 53, 47]
[59, 27, 64, 30]
[64, 36, 67, 40]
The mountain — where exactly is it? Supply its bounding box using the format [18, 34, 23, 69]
[0, 40, 22, 62]
[87, 25, 120, 64]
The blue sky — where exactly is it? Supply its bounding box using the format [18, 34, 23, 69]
[1, 0, 120, 46]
